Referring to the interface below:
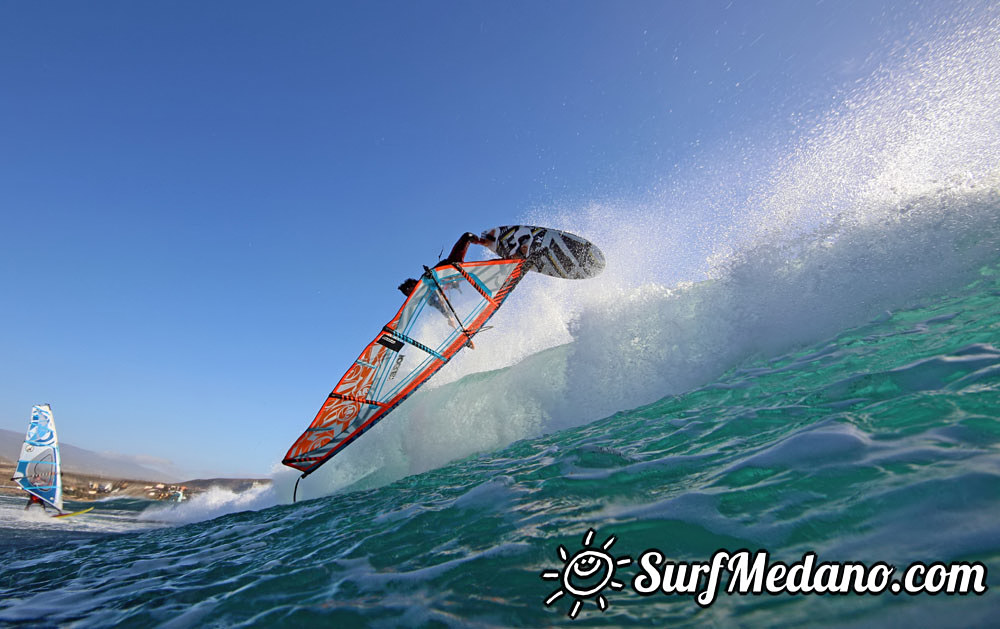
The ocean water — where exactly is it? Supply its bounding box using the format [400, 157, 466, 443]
[5, 265, 1000, 627]
[0, 267, 998, 627]
[3, 5, 1000, 628]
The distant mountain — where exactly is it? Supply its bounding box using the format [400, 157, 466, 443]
[0, 428, 177, 482]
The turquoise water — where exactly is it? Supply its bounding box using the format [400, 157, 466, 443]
[3, 6, 1000, 627]
[0, 263, 998, 626]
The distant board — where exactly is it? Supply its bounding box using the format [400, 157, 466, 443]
[52, 506, 94, 519]
[481, 225, 605, 279]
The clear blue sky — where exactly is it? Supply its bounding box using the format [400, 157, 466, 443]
[0, 1, 941, 477]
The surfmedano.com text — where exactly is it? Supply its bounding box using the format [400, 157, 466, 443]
[632, 550, 988, 606]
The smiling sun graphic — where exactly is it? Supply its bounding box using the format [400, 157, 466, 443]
[541, 528, 632, 619]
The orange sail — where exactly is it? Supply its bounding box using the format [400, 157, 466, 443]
[283, 259, 525, 476]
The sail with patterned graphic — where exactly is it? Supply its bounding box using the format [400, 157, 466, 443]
[283, 259, 526, 476]
[12, 404, 63, 512]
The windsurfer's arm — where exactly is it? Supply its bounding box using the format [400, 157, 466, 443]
[443, 232, 490, 266]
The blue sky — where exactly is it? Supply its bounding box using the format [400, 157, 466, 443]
[0, 1, 940, 477]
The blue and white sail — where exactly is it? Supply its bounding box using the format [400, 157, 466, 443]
[11, 404, 63, 512]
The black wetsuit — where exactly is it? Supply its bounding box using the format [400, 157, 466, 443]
[398, 232, 486, 299]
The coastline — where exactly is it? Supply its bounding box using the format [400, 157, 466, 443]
[0, 457, 270, 502]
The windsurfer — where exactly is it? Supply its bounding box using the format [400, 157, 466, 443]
[24, 494, 45, 511]
[440, 231, 493, 267]
[397, 231, 493, 299]
[396, 231, 493, 348]
[396, 278, 474, 348]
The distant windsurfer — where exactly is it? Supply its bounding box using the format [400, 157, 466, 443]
[23, 473, 49, 510]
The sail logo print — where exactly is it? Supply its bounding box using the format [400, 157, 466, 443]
[540, 528, 632, 619]
[28, 409, 54, 444]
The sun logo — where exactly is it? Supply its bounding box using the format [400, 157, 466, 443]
[540, 528, 631, 619]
